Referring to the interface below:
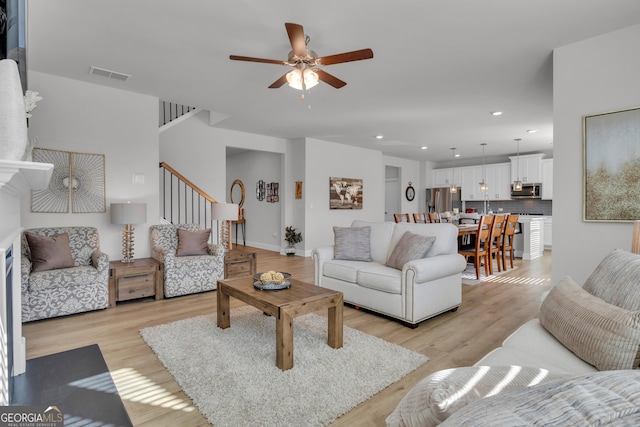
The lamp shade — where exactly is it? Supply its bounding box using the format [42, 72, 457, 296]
[110, 202, 147, 225]
[212, 203, 239, 221]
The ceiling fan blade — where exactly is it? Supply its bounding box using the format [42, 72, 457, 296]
[317, 48, 374, 66]
[285, 22, 307, 58]
[316, 69, 347, 89]
[268, 73, 289, 89]
[229, 55, 286, 65]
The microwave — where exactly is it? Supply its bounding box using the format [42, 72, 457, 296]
[511, 183, 541, 199]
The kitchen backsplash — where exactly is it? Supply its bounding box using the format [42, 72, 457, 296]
[464, 199, 552, 216]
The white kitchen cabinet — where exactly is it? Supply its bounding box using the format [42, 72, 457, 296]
[509, 153, 544, 184]
[484, 163, 512, 200]
[544, 216, 552, 249]
[542, 159, 553, 200]
[433, 167, 461, 188]
[460, 165, 485, 201]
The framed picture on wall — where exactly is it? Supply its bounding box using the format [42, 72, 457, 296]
[329, 177, 363, 210]
[583, 105, 640, 222]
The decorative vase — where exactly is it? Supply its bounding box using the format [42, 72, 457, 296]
[284, 244, 296, 256]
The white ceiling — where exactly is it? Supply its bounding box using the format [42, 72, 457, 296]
[26, 0, 640, 163]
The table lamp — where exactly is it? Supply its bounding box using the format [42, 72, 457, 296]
[212, 202, 239, 251]
[111, 202, 147, 262]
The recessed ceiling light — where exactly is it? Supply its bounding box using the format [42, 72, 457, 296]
[420, 146, 427, 150]
[454, 153, 461, 157]
[491, 111, 503, 116]
[526, 129, 538, 133]
[375, 135, 384, 139]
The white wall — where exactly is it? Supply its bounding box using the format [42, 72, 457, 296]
[552, 24, 640, 284]
[304, 138, 385, 250]
[383, 155, 423, 214]
[22, 72, 159, 261]
[226, 150, 282, 251]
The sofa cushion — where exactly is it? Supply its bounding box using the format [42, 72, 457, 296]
[25, 232, 75, 272]
[539, 275, 640, 371]
[386, 365, 566, 427]
[322, 260, 360, 284]
[582, 249, 640, 311]
[357, 264, 402, 294]
[386, 232, 436, 270]
[176, 228, 211, 256]
[333, 226, 372, 261]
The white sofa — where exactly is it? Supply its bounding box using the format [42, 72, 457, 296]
[312, 220, 467, 327]
[387, 248, 640, 426]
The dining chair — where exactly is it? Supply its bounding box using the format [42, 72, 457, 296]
[488, 214, 506, 274]
[501, 214, 520, 269]
[459, 215, 494, 280]
[393, 213, 410, 223]
[428, 212, 442, 223]
[412, 213, 428, 223]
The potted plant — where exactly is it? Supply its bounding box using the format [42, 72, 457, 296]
[284, 226, 303, 256]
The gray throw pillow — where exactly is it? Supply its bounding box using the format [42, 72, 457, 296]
[176, 228, 211, 256]
[25, 232, 75, 272]
[333, 226, 372, 261]
[385, 232, 436, 270]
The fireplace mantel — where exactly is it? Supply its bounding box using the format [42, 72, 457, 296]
[0, 159, 52, 403]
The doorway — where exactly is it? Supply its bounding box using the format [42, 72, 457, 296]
[385, 166, 401, 222]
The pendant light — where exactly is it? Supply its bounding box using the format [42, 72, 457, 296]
[513, 138, 523, 191]
[479, 143, 488, 192]
[450, 148, 457, 193]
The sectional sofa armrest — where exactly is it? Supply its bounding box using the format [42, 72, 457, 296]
[311, 246, 335, 285]
[91, 250, 110, 274]
[404, 253, 467, 283]
[152, 246, 177, 269]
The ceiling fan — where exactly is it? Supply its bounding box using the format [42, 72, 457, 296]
[230, 22, 374, 91]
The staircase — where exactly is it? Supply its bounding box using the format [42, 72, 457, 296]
[159, 162, 219, 242]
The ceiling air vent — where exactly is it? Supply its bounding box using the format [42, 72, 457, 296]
[89, 66, 131, 82]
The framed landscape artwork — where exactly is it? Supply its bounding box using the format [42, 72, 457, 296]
[330, 177, 363, 210]
[583, 105, 640, 222]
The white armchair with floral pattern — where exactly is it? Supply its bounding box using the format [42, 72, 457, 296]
[150, 224, 225, 298]
[21, 226, 109, 322]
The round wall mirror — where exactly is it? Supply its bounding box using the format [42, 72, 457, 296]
[230, 179, 245, 208]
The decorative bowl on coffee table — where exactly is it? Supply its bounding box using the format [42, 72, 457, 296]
[253, 272, 292, 290]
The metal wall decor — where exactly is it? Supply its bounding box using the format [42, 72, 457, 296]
[330, 177, 363, 210]
[583, 105, 640, 222]
[256, 180, 265, 201]
[31, 148, 106, 213]
[266, 182, 279, 203]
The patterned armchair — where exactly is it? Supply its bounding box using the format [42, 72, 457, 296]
[150, 224, 225, 298]
[21, 226, 109, 322]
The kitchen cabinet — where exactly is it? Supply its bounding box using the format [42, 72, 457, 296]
[484, 163, 512, 200]
[509, 153, 544, 184]
[542, 159, 553, 200]
[544, 216, 552, 249]
[460, 166, 485, 201]
[432, 167, 461, 188]
[514, 216, 545, 260]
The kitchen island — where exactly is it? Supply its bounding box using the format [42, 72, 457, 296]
[514, 216, 545, 260]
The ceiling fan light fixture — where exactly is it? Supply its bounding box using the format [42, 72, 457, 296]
[286, 68, 319, 91]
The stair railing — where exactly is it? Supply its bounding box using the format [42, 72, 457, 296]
[159, 162, 219, 243]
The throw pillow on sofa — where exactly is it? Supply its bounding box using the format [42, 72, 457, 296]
[176, 228, 211, 256]
[25, 232, 75, 272]
[386, 365, 566, 427]
[333, 226, 372, 261]
[582, 249, 640, 311]
[386, 232, 436, 270]
[539, 275, 640, 371]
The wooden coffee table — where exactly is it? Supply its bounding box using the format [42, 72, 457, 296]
[217, 276, 344, 370]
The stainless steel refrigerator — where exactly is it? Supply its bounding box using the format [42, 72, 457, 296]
[426, 187, 461, 213]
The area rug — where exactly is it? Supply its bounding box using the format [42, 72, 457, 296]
[462, 263, 517, 285]
[140, 306, 428, 427]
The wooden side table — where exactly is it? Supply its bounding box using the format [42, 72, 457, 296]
[224, 250, 256, 279]
[109, 258, 164, 308]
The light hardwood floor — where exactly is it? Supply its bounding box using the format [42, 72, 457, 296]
[22, 248, 552, 426]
